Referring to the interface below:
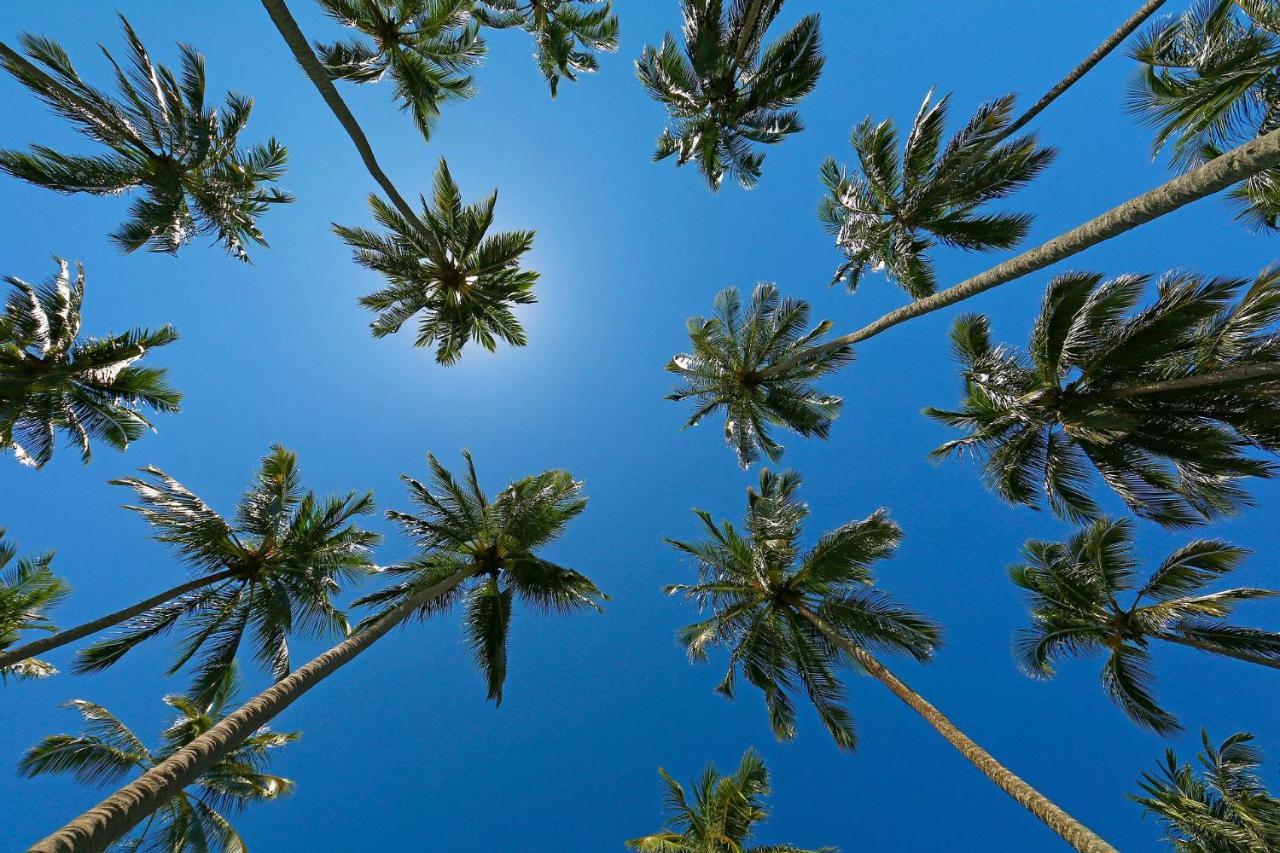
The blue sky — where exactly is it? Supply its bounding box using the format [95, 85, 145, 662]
[3, 1, 1279, 850]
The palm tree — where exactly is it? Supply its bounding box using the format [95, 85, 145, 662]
[817, 91, 1055, 299]
[0, 258, 180, 469]
[1012, 517, 1280, 735]
[667, 469, 1118, 853]
[0, 17, 291, 261]
[1131, 730, 1280, 851]
[0, 446, 379, 702]
[626, 748, 836, 853]
[666, 283, 852, 468]
[313, 0, 486, 141]
[20, 667, 296, 852]
[335, 158, 538, 364]
[637, 0, 824, 190]
[0, 529, 68, 681]
[29, 453, 600, 852]
[928, 267, 1280, 528]
[475, 1, 619, 96]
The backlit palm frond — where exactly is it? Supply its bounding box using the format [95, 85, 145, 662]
[0, 530, 68, 681]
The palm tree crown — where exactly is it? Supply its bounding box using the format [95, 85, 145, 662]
[314, 0, 485, 140]
[626, 748, 837, 853]
[637, 0, 824, 190]
[0, 17, 291, 260]
[77, 445, 379, 702]
[20, 666, 296, 852]
[667, 468, 940, 749]
[475, 1, 619, 96]
[355, 450, 604, 705]
[335, 158, 538, 365]
[818, 91, 1055, 298]
[667, 283, 852, 468]
[928, 266, 1280, 528]
[1012, 517, 1280, 734]
[0, 530, 68, 681]
[1, 259, 180, 469]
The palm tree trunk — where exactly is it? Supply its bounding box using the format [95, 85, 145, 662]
[796, 606, 1118, 853]
[0, 570, 235, 671]
[27, 565, 479, 853]
[998, 0, 1167, 141]
[1095, 363, 1280, 399]
[1158, 632, 1280, 669]
[732, 0, 767, 73]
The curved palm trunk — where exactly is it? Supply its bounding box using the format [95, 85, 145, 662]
[1096, 363, 1280, 399]
[1157, 633, 1280, 669]
[0, 570, 235, 671]
[796, 606, 1118, 853]
[27, 565, 479, 853]
[998, 0, 1167, 141]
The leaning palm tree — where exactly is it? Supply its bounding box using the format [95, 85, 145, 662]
[313, 0, 486, 141]
[0, 445, 378, 703]
[0, 17, 291, 260]
[29, 453, 599, 852]
[626, 748, 836, 853]
[667, 469, 1118, 853]
[637, 0, 824, 190]
[335, 158, 538, 364]
[475, 0, 619, 96]
[0, 258, 180, 469]
[818, 91, 1055, 299]
[0, 529, 68, 681]
[1012, 517, 1280, 735]
[21, 666, 296, 852]
[928, 266, 1280, 528]
[1131, 730, 1280, 852]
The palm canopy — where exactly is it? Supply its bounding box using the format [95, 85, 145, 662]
[355, 450, 603, 705]
[20, 666, 296, 852]
[475, 1, 619, 96]
[0, 16, 291, 260]
[818, 91, 1055, 299]
[314, 0, 485, 141]
[1012, 517, 1280, 734]
[928, 266, 1280, 528]
[0, 259, 180, 469]
[636, 0, 824, 190]
[626, 748, 837, 853]
[335, 158, 538, 365]
[0, 529, 68, 681]
[1130, 0, 1280, 230]
[77, 445, 379, 703]
[666, 283, 853, 469]
[1132, 730, 1280, 852]
[666, 468, 940, 749]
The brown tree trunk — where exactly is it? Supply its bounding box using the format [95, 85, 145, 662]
[1096, 363, 1280, 399]
[1158, 632, 1280, 669]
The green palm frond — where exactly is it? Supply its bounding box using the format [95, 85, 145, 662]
[0, 529, 68, 681]
[476, 0, 618, 96]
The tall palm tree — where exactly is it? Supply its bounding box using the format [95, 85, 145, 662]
[637, 0, 824, 190]
[1131, 730, 1280, 851]
[666, 283, 852, 468]
[0, 446, 379, 702]
[475, 0, 619, 96]
[0, 530, 68, 681]
[626, 748, 836, 853]
[928, 267, 1280, 528]
[667, 469, 1118, 853]
[29, 453, 600, 852]
[335, 158, 538, 364]
[0, 258, 180, 469]
[0, 17, 291, 261]
[313, 0, 486, 141]
[1012, 517, 1280, 735]
[818, 91, 1055, 299]
[20, 667, 296, 852]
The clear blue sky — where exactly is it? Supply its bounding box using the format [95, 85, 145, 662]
[3, 1, 1279, 850]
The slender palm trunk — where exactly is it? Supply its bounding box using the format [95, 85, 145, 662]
[796, 606, 1118, 853]
[27, 565, 479, 853]
[1095, 363, 1280, 399]
[0, 570, 235, 671]
[998, 0, 1167, 141]
[731, 0, 766, 72]
[1158, 632, 1280, 669]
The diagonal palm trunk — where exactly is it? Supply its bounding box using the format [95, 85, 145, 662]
[1156, 633, 1280, 669]
[27, 565, 479, 853]
[0, 570, 236, 671]
[796, 606, 1119, 853]
[1093, 363, 1280, 398]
